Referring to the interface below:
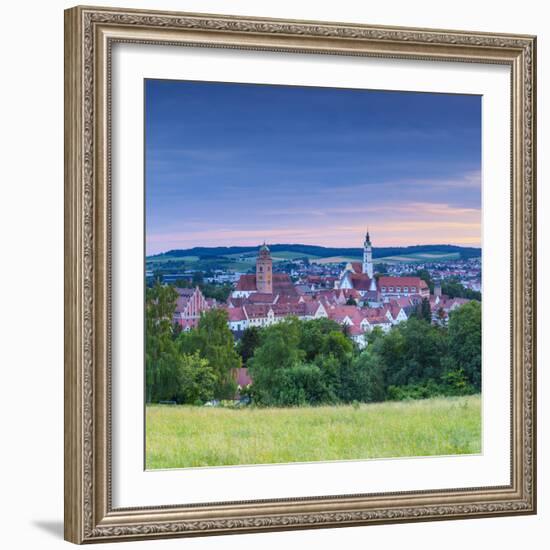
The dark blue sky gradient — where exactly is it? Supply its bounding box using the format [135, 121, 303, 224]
[145, 79, 481, 254]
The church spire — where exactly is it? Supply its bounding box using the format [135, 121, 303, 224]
[363, 228, 374, 279]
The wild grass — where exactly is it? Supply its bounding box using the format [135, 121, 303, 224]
[146, 395, 481, 469]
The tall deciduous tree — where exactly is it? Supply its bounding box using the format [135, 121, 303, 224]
[446, 301, 481, 390]
[178, 309, 241, 399]
[236, 326, 261, 365]
[248, 319, 305, 405]
[145, 282, 178, 402]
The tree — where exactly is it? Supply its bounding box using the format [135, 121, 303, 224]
[191, 271, 204, 286]
[174, 352, 217, 404]
[298, 317, 341, 362]
[236, 326, 261, 365]
[441, 278, 481, 301]
[279, 364, 333, 406]
[145, 282, 178, 402]
[320, 330, 353, 363]
[379, 318, 447, 387]
[420, 297, 432, 323]
[349, 349, 387, 402]
[200, 283, 232, 302]
[445, 301, 481, 390]
[346, 296, 357, 306]
[178, 309, 240, 399]
[248, 319, 305, 405]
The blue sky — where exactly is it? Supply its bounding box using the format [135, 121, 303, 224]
[145, 79, 481, 255]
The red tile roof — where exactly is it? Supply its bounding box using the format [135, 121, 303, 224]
[227, 307, 247, 322]
[234, 273, 298, 295]
[347, 324, 364, 336]
[246, 293, 277, 304]
[349, 274, 373, 291]
[235, 274, 257, 291]
[243, 304, 271, 318]
[378, 276, 428, 289]
[350, 262, 363, 274]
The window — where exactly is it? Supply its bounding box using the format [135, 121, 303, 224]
[411, 287, 416, 292]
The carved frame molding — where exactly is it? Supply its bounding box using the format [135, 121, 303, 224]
[64, 5, 536, 544]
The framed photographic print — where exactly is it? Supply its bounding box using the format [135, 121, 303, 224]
[64, 5, 537, 544]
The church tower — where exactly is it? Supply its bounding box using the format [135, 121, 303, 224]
[363, 230, 374, 279]
[256, 243, 273, 294]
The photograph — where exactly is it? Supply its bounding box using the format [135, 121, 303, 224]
[144, 79, 483, 470]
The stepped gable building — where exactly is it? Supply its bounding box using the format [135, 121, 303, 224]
[232, 244, 298, 298]
[173, 286, 216, 330]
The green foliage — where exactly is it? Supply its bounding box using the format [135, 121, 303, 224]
[441, 278, 481, 301]
[337, 351, 379, 403]
[298, 318, 342, 362]
[278, 364, 335, 406]
[387, 380, 444, 401]
[146, 285, 241, 403]
[441, 367, 476, 396]
[145, 282, 178, 403]
[420, 297, 432, 322]
[380, 318, 448, 387]
[321, 330, 353, 362]
[174, 352, 217, 404]
[236, 326, 261, 365]
[177, 309, 240, 399]
[345, 296, 357, 306]
[445, 301, 482, 390]
[247, 318, 359, 406]
[247, 319, 305, 405]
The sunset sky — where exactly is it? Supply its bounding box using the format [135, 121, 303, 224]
[145, 79, 481, 255]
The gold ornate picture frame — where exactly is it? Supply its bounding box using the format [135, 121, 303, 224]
[64, 5, 536, 544]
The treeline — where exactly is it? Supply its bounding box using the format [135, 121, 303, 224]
[243, 302, 480, 406]
[146, 282, 481, 407]
[413, 269, 481, 301]
[149, 243, 481, 261]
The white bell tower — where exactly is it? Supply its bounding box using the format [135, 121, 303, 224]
[363, 230, 373, 279]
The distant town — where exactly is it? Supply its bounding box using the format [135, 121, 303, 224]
[146, 231, 481, 354]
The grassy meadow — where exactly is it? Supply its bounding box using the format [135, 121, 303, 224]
[146, 395, 481, 469]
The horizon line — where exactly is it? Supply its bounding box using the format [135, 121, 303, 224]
[147, 242, 482, 257]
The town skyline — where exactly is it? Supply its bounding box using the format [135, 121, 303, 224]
[146, 80, 481, 256]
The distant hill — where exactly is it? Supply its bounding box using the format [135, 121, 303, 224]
[148, 243, 481, 261]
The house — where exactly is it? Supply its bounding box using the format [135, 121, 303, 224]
[378, 276, 430, 300]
